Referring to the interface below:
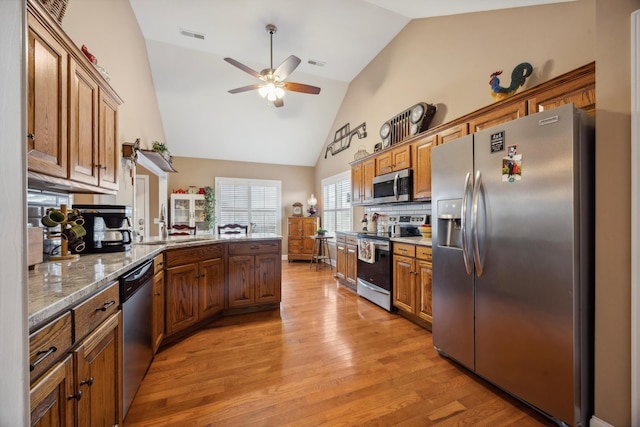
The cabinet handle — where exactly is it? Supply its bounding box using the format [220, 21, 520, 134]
[68, 390, 83, 401]
[80, 376, 94, 387]
[29, 346, 57, 371]
[27, 133, 35, 142]
[94, 164, 107, 170]
[95, 300, 116, 312]
[250, 246, 260, 250]
[154, 292, 161, 296]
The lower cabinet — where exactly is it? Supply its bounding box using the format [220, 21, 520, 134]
[73, 312, 122, 426]
[393, 243, 433, 329]
[335, 233, 357, 290]
[30, 354, 75, 427]
[29, 281, 122, 427]
[228, 241, 282, 309]
[152, 253, 165, 354]
[165, 244, 225, 337]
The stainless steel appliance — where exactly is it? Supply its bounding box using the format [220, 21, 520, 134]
[372, 169, 412, 203]
[73, 205, 132, 253]
[120, 259, 154, 418]
[356, 215, 426, 311]
[431, 103, 594, 426]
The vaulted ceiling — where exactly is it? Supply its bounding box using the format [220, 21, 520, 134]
[129, 0, 575, 167]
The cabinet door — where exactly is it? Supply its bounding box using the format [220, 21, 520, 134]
[27, 13, 68, 179]
[362, 159, 375, 204]
[437, 123, 469, 145]
[393, 255, 415, 313]
[165, 263, 199, 335]
[335, 242, 347, 280]
[287, 218, 303, 257]
[255, 254, 281, 304]
[97, 91, 119, 190]
[199, 257, 225, 318]
[68, 59, 99, 186]
[416, 260, 433, 324]
[527, 75, 595, 117]
[74, 312, 122, 427]
[30, 354, 75, 427]
[227, 255, 255, 308]
[376, 152, 393, 175]
[152, 270, 165, 354]
[412, 134, 436, 199]
[468, 101, 527, 133]
[351, 163, 363, 204]
[171, 194, 192, 226]
[301, 218, 319, 254]
[392, 145, 411, 171]
[346, 244, 357, 286]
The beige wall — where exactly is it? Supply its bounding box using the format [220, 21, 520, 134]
[62, 0, 167, 207]
[168, 156, 316, 254]
[594, 0, 638, 425]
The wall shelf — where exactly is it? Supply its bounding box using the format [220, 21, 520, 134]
[138, 149, 177, 176]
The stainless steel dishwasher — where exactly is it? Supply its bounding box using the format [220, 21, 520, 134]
[120, 259, 154, 418]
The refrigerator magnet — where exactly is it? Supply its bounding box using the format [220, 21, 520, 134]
[502, 145, 522, 183]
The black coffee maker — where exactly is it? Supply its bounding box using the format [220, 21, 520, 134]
[72, 205, 132, 253]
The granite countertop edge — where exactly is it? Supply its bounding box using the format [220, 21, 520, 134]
[390, 236, 433, 246]
[29, 233, 282, 330]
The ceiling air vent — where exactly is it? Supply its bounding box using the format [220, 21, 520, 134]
[307, 59, 326, 67]
[179, 28, 206, 40]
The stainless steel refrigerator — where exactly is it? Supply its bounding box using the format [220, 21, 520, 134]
[431, 103, 594, 426]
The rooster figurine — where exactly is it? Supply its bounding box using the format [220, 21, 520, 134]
[489, 62, 533, 101]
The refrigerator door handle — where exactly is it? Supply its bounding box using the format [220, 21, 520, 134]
[472, 170, 484, 277]
[461, 172, 473, 275]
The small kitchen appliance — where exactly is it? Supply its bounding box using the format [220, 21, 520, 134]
[73, 204, 132, 253]
[372, 169, 413, 203]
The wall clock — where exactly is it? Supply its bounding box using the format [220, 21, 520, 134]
[292, 202, 303, 217]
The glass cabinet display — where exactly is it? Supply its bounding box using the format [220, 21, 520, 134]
[170, 194, 206, 230]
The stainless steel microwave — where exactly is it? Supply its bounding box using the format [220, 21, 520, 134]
[373, 169, 412, 203]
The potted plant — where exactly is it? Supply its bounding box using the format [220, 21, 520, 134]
[152, 141, 172, 164]
[203, 186, 215, 232]
[316, 227, 327, 236]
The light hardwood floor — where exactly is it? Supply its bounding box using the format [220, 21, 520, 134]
[124, 261, 556, 426]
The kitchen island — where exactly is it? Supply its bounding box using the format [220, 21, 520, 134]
[28, 233, 282, 330]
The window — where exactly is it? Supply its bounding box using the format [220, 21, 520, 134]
[215, 177, 281, 233]
[322, 171, 351, 233]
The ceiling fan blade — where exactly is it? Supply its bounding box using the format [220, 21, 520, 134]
[273, 97, 284, 108]
[274, 55, 301, 81]
[224, 57, 262, 80]
[283, 81, 321, 95]
[228, 83, 263, 94]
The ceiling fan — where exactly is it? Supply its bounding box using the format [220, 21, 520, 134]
[224, 24, 321, 108]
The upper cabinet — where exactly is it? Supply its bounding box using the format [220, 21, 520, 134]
[27, 0, 123, 195]
[350, 62, 595, 203]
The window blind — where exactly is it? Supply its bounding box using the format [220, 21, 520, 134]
[215, 177, 281, 233]
[322, 171, 351, 233]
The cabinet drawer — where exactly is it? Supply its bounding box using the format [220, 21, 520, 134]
[345, 235, 357, 245]
[394, 243, 416, 257]
[416, 246, 432, 262]
[229, 241, 281, 255]
[153, 253, 164, 273]
[29, 311, 73, 383]
[335, 233, 346, 243]
[72, 281, 119, 341]
[165, 243, 224, 267]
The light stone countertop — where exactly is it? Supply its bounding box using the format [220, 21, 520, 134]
[28, 233, 282, 330]
[390, 236, 433, 247]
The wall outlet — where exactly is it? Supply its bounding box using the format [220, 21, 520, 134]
[153, 218, 159, 224]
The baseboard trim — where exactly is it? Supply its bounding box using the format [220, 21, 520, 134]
[590, 415, 615, 427]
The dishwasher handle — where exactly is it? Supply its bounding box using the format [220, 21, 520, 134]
[120, 260, 154, 302]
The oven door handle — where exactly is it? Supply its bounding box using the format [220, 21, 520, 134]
[358, 281, 390, 295]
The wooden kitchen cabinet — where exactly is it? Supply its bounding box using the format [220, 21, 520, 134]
[393, 243, 432, 329]
[30, 280, 122, 426]
[152, 254, 165, 354]
[27, 6, 68, 179]
[165, 244, 225, 336]
[335, 233, 357, 290]
[73, 311, 122, 427]
[287, 216, 320, 261]
[30, 354, 75, 427]
[351, 158, 375, 205]
[468, 100, 527, 134]
[376, 144, 411, 175]
[227, 241, 282, 309]
[26, 0, 122, 194]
